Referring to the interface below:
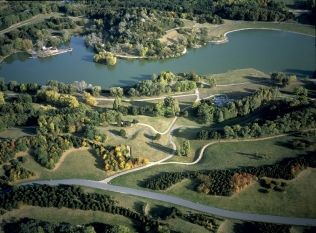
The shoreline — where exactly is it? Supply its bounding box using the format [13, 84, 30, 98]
[209, 27, 316, 44]
[113, 27, 316, 60]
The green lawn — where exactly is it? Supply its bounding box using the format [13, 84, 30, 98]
[22, 148, 107, 181]
[112, 135, 316, 217]
[113, 135, 308, 187]
[0, 206, 136, 230]
[166, 168, 316, 218]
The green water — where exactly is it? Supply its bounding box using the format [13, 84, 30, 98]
[0, 29, 315, 88]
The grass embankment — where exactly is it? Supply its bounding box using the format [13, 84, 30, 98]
[112, 135, 316, 218]
[22, 148, 106, 181]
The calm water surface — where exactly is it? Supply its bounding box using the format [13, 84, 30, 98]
[0, 29, 315, 88]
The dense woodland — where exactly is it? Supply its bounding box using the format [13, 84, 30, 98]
[0, 0, 297, 61]
[194, 87, 279, 123]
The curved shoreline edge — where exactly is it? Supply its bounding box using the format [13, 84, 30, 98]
[209, 27, 316, 44]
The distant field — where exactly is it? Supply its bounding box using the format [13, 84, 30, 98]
[22, 148, 107, 181]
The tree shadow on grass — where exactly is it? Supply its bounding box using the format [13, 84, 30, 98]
[144, 132, 155, 140]
[172, 127, 205, 140]
[236, 152, 262, 160]
[149, 205, 173, 219]
[88, 148, 105, 171]
[146, 142, 175, 154]
[244, 75, 271, 86]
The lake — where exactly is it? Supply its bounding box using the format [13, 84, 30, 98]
[0, 29, 315, 88]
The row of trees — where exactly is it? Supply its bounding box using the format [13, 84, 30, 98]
[0, 185, 161, 232]
[108, 71, 202, 98]
[37, 89, 80, 108]
[143, 151, 315, 196]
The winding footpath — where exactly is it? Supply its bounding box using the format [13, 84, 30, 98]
[23, 179, 316, 226]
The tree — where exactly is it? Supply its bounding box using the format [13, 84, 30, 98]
[94, 51, 117, 65]
[119, 129, 126, 138]
[110, 87, 124, 97]
[178, 140, 190, 156]
[154, 133, 161, 140]
[83, 226, 96, 233]
[113, 97, 122, 110]
[0, 92, 4, 106]
[83, 91, 97, 106]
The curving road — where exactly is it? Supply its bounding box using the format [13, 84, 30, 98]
[22, 179, 316, 226]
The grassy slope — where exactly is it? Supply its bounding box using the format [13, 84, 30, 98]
[209, 19, 315, 37]
[112, 136, 316, 217]
[22, 148, 107, 181]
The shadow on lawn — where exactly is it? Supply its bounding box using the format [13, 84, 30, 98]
[88, 148, 106, 171]
[146, 141, 175, 154]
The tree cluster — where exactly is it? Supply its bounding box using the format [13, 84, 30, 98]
[93, 51, 117, 65]
[195, 88, 279, 123]
[207, 105, 316, 140]
[0, 93, 37, 132]
[0, 2, 60, 30]
[142, 151, 315, 196]
[2, 158, 34, 182]
[154, 97, 180, 117]
[93, 144, 149, 171]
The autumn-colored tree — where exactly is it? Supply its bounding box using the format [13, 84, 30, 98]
[83, 91, 97, 106]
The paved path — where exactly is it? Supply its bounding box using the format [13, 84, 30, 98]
[22, 179, 316, 226]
